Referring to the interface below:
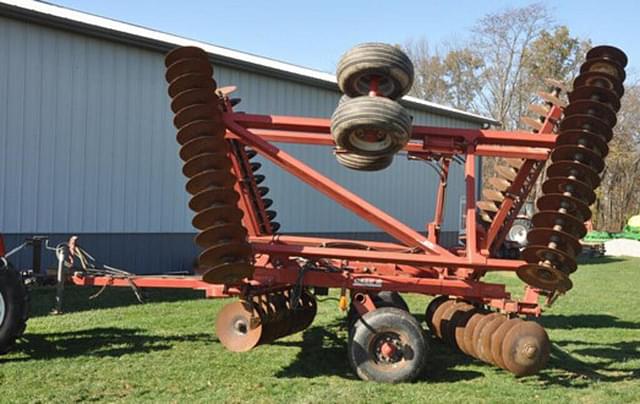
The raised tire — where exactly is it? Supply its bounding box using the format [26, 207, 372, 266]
[335, 151, 394, 171]
[337, 43, 414, 99]
[331, 96, 412, 156]
[348, 307, 427, 383]
[0, 265, 28, 354]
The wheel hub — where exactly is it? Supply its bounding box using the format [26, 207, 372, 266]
[373, 333, 403, 363]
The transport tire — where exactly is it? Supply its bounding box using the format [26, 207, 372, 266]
[331, 96, 412, 156]
[347, 292, 409, 331]
[335, 151, 394, 171]
[348, 307, 427, 383]
[0, 264, 28, 354]
[336, 43, 414, 99]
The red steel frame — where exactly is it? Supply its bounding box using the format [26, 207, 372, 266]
[73, 103, 562, 317]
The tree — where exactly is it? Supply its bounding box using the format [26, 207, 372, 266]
[403, 40, 483, 111]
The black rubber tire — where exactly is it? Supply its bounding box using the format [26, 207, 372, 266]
[331, 96, 412, 156]
[337, 43, 414, 99]
[348, 307, 427, 383]
[335, 151, 394, 171]
[0, 265, 28, 354]
[347, 292, 410, 330]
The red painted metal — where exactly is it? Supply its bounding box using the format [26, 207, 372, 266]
[79, 101, 562, 315]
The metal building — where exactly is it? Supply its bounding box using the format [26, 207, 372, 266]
[0, 0, 497, 273]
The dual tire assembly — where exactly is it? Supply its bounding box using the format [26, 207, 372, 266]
[331, 43, 414, 171]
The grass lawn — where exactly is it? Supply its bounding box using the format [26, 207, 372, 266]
[1, 257, 639, 403]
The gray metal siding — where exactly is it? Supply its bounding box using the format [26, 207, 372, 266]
[1, 16, 479, 259]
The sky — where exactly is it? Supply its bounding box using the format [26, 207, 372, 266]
[49, 0, 638, 77]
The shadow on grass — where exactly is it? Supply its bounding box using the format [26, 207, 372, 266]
[2, 327, 210, 363]
[576, 256, 626, 266]
[540, 314, 640, 330]
[29, 286, 204, 318]
[274, 318, 483, 382]
[536, 339, 640, 388]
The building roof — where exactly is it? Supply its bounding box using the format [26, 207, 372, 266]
[0, 0, 500, 126]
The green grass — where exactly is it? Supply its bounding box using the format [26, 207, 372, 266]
[1, 257, 639, 403]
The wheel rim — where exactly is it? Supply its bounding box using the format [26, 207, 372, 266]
[507, 224, 529, 244]
[371, 331, 407, 365]
[353, 74, 397, 98]
[348, 129, 394, 152]
[0, 290, 5, 328]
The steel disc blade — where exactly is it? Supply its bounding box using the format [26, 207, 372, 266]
[501, 321, 551, 376]
[168, 74, 216, 98]
[257, 186, 269, 197]
[546, 161, 601, 188]
[432, 300, 457, 340]
[189, 187, 240, 212]
[556, 130, 609, 158]
[179, 134, 227, 161]
[580, 57, 626, 81]
[532, 211, 587, 239]
[544, 78, 570, 93]
[516, 263, 573, 292]
[216, 85, 238, 96]
[483, 189, 505, 203]
[472, 313, 502, 360]
[195, 223, 248, 248]
[455, 308, 484, 356]
[521, 245, 578, 273]
[261, 198, 273, 209]
[215, 300, 262, 352]
[250, 162, 262, 172]
[569, 85, 621, 112]
[527, 228, 582, 257]
[186, 169, 235, 195]
[202, 259, 253, 285]
[479, 210, 494, 224]
[573, 71, 624, 98]
[563, 100, 617, 128]
[183, 152, 232, 177]
[425, 296, 450, 332]
[586, 45, 628, 68]
[478, 316, 507, 364]
[245, 148, 258, 159]
[528, 103, 550, 117]
[488, 177, 512, 192]
[199, 240, 252, 268]
[441, 302, 473, 348]
[166, 58, 213, 83]
[503, 158, 523, 169]
[477, 200, 499, 213]
[491, 318, 523, 369]
[462, 312, 486, 358]
[559, 114, 613, 141]
[520, 116, 543, 131]
[268, 222, 281, 233]
[496, 165, 518, 181]
[170, 88, 217, 113]
[253, 174, 266, 185]
[542, 177, 596, 206]
[551, 145, 605, 173]
[536, 193, 592, 222]
[165, 46, 208, 67]
[174, 103, 220, 129]
[538, 91, 567, 107]
[192, 205, 244, 230]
